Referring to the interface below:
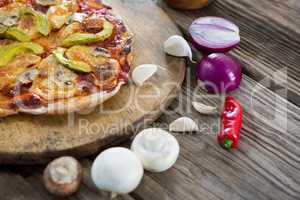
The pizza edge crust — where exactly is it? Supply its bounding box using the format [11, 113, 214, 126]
[0, 81, 123, 117]
[19, 80, 125, 115]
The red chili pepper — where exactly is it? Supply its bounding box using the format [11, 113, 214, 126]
[217, 96, 243, 149]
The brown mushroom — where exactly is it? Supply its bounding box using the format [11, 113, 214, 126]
[43, 156, 83, 197]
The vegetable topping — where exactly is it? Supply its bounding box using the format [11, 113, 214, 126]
[0, 42, 44, 66]
[20, 7, 51, 36]
[62, 20, 114, 47]
[5, 27, 31, 41]
[53, 47, 92, 72]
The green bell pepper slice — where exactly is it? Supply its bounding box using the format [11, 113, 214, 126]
[5, 27, 31, 42]
[20, 8, 51, 36]
[62, 21, 114, 47]
[53, 47, 92, 73]
[0, 42, 44, 66]
[0, 25, 7, 34]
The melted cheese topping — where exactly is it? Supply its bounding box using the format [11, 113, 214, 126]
[30, 55, 78, 100]
[0, 53, 41, 90]
[0, 0, 132, 113]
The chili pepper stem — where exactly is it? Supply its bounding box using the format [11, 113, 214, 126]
[221, 139, 233, 149]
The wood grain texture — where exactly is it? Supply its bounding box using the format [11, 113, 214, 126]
[157, 0, 300, 106]
[153, 76, 300, 200]
[1, 72, 299, 200]
[0, 0, 186, 164]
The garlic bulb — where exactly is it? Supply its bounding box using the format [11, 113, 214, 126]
[131, 64, 158, 86]
[192, 102, 218, 115]
[91, 147, 144, 196]
[164, 35, 194, 62]
[169, 117, 199, 132]
[131, 128, 180, 172]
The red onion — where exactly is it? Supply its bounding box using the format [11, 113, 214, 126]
[189, 17, 240, 52]
[197, 53, 242, 93]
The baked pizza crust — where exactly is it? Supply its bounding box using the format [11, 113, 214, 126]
[19, 81, 124, 115]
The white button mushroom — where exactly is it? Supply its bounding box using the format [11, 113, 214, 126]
[131, 128, 180, 172]
[164, 35, 195, 62]
[43, 156, 83, 197]
[91, 147, 144, 197]
[169, 117, 199, 132]
[131, 64, 158, 86]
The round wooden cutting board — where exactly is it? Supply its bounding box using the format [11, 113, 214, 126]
[0, 0, 186, 164]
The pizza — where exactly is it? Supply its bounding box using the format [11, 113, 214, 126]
[0, 0, 133, 117]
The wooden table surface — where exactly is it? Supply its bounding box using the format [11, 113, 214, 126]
[1, 0, 299, 199]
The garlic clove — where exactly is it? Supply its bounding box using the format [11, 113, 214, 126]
[131, 128, 180, 172]
[169, 117, 199, 132]
[164, 35, 195, 63]
[192, 102, 218, 115]
[131, 64, 158, 86]
[91, 147, 144, 196]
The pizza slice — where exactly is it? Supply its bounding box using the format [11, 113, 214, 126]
[0, 0, 132, 117]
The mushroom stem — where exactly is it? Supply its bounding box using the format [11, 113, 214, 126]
[110, 192, 118, 199]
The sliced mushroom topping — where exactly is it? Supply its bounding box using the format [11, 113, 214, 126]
[67, 12, 87, 24]
[0, 12, 19, 27]
[36, 65, 78, 100]
[93, 59, 121, 90]
[30, 55, 78, 100]
[16, 69, 39, 84]
[94, 60, 119, 81]
[92, 47, 111, 57]
[50, 64, 77, 87]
